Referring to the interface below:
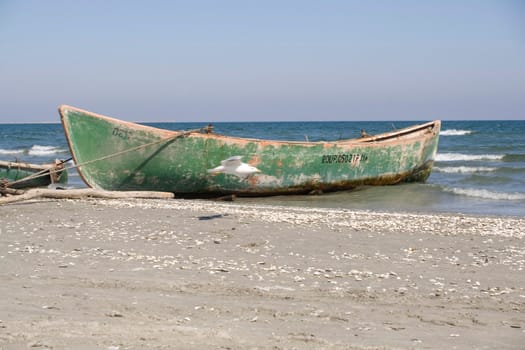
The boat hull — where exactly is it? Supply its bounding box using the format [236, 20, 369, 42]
[0, 160, 68, 189]
[59, 105, 440, 195]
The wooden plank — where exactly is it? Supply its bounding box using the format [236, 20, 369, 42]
[0, 188, 174, 205]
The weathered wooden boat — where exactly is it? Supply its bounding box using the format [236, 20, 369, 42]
[0, 159, 68, 189]
[59, 105, 440, 196]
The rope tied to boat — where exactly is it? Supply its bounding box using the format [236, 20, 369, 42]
[2, 126, 212, 190]
[66, 125, 213, 169]
[1, 158, 71, 190]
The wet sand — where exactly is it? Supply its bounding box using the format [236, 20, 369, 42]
[0, 198, 524, 349]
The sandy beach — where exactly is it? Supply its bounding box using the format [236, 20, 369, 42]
[0, 198, 524, 349]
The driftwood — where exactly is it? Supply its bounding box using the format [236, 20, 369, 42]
[0, 188, 174, 205]
[0, 187, 25, 196]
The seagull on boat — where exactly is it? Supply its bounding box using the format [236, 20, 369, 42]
[207, 156, 261, 179]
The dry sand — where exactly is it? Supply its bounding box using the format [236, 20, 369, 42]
[0, 198, 524, 349]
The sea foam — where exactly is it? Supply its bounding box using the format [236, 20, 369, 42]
[434, 166, 497, 173]
[446, 187, 525, 201]
[0, 148, 24, 155]
[436, 153, 505, 162]
[28, 145, 67, 156]
[441, 129, 473, 136]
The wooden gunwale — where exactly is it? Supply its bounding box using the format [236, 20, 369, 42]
[0, 160, 57, 172]
[59, 105, 438, 146]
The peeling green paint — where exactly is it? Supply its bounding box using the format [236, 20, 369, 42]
[60, 105, 440, 196]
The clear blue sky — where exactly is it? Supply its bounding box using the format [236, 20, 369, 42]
[1, 0, 524, 122]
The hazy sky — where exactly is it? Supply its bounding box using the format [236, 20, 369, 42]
[1, 0, 524, 122]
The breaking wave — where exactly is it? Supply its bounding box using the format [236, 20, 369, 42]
[0, 145, 68, 156]
[445, 187, 525, 201]
[0, 148, 25, 155]
[434, 166, 497, 173]
[28, 145, 67, 156]
[441, 129, 473, 136]
[436, 153, 505, 162]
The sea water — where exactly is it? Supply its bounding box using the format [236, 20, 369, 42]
[1, 120, 523, 217]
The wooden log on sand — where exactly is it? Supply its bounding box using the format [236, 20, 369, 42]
[0, 188, 174, 205]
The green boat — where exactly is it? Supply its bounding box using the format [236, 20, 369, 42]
[59, 105, 440, 196]
[0, 160, 68, 189]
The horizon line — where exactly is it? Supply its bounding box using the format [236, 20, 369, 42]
[1, 118, 525, 125]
